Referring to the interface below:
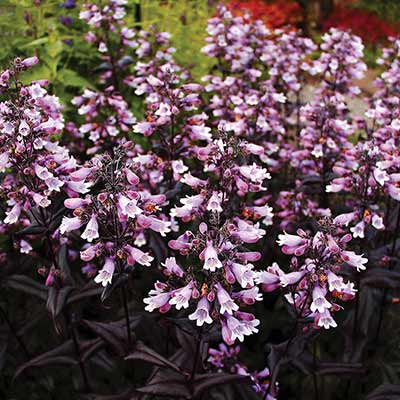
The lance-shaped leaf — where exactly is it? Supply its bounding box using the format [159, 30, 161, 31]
[135, 375, 191, 399]
[83, 389, 144, 400]
[80, 338, 104, 362]
[316, 362, 365, 376]
[266, 330, 316, 396]
[15, 224, 47, 236]
[47, 204, 67, 232]
[361, 269, 400, 289]
[149, 231, 168, 264]
[101, 273, 128, 302]
[5, 275, 48, 300]
[192, 373, 252, 398]
[14, 339, 77, 379]
[82, 317, 141, 356]
[46, 285, 73, 318]
[67, 283, 103, 304]
[366, 384, 400, 400]
[126, 341, 186, 374]
[57, 244, 74, 286]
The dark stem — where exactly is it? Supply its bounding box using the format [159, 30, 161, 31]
[0, 304, 54, 397]
[374, 206, 400, 342]
[264, 292, 311, 400]
[313, 340, 320, 400]
[352, 164, 372, 341]
[0, 305, 30, 358]
[352, 275, 360, 341]
[120, 283, 132, 347]
[190, 326, 203, 382]
[70, 315, 91, 392]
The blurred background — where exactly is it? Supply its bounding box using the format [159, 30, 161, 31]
[0, 0, 399, 100]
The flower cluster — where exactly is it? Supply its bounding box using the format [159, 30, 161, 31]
[261, 219, 367, 329]
[60, 142, 171, 287]
[71, 89, 136, 150]
[144, 131, 272, 344]
[207, 343, 277, 399]
[0, 57, 78, 225]
[80, 0, 137, 87]
[5, 2, 400, 399]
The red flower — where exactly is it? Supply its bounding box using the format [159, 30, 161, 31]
[228, 0, 303, 29]
[323, 6, 399, 44]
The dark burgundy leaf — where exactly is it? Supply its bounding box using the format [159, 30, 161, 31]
[57, 244, 74, 285]
[14, 340, 77, 379]
[5, 275, 48, 300]
[48, 206, 67, 232]
[266, 330, 316, 396]
[82, 319, 127, 356]
[165, 182, 183, 200]
[126, 341, 186, 374]
[193, 373, 251, 398]
[87, 390, 144, 400]
[82, 318, 140, 356]
[316, 362, 365, 376]
[80, 338, 104, 362]
[149, 231, 168, 263]
[15, 224, 47, 236]
[0, 333, 8, 371]
[46, 285, 73, 318]
[101, 273, 128, 302]
[68, 283, 103, 304]
[361, 269, 400, 288]
[366, 384, 400, 400]
[135, 376, 191, 399]
[343, 288, 379, 363]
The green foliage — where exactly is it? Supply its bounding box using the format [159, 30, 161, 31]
[0, 0, 217, 105]
[0, 0, 100, 105]
[139, 0, 217, 80]
[358, 0, 400, 24]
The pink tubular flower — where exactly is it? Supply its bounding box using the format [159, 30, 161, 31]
[231, 262, 256, 289]
[94, 257, 115, 287]
[207, 191, 223, 213]
[4, 203, 21, 225]
[137, 214, 171, 236]
[188, 296, 213, 326]
[279, 270, 306, 287]
[233, 219, 266, 243]
[118, 194, 142, 218]
[125, 168, 140, 185]
[310, 286, 331, 314]
[144, 284, 172, 313]
[162, 257, 184, 277]
[277, 232, 308, 255]
[80, 244, 99, 262]
[216, 283, 239, 315]
[64, 197, 90, 209]
[60, 216, 83, 234]
[168, 231, 193, 254]
[81, 214, 99, 242]
[21, 56, 39, 68]
[169, 281, 194, 310]
[256, 263, 282, 292]
[350, 221, 365, 239]
[70, 167, 94, 182]
[341, 250, 368, 271]
[202, 241, 223, 272]
[233, 287, 263, 305]
[316, 309, 338, 329]
[125, 244, 153, 266]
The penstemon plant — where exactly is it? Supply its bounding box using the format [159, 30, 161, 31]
[1, 2, 400, 400]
